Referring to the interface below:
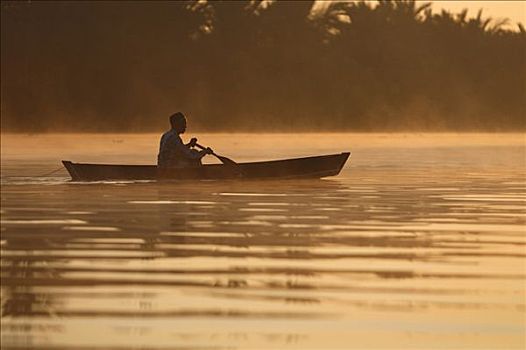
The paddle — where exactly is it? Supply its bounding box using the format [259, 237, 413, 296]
[195, 142, 240, 168]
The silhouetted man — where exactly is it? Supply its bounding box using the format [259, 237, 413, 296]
[157, 112, 212, 167]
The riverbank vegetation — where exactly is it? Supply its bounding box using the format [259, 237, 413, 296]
[1, 0, 524, 131]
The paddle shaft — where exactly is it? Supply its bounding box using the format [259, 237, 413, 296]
[194, 142, 238, 166]
[195, 142, 217, 157]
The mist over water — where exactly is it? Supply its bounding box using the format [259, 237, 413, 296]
[1, 133, 525, 349]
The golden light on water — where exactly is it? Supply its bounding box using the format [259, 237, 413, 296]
[1, 133, 525, 348]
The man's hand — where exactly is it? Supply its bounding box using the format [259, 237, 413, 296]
[189, 137, 198, 147]
[206, 147, 214, 155]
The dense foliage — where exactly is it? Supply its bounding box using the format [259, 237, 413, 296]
[1, 0, 525, 131]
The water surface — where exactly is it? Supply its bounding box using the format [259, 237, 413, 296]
[1, 133, 525, 349]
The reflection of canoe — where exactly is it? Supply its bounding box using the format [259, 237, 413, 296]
[62, 152, 350, 181]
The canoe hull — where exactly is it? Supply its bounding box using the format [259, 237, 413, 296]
[62, 152, 350, 181]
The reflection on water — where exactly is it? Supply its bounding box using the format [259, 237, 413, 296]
[1, 133, 525, 349]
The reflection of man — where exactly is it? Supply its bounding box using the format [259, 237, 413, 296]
[157, 112, 213, 168]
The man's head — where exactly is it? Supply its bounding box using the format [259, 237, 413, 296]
[170, 112, 186, 133]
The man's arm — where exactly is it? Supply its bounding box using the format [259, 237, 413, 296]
[174, 137, 207, 159]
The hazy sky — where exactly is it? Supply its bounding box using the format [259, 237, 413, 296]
[315, 1, 526, 29]
[419, 1, 525, 28]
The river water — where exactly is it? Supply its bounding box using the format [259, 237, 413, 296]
[1, 133, 525, 349]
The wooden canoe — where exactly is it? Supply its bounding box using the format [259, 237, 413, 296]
[62, 152, 350, 181]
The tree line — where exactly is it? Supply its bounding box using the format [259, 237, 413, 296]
[1, 0, 525, 131]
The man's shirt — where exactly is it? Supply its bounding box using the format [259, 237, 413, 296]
[157, 130, 203, 167]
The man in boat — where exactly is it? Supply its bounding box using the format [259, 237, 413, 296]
[157, 112, 213, 168]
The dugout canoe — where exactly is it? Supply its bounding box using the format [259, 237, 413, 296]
[62, 152, 350, 181]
